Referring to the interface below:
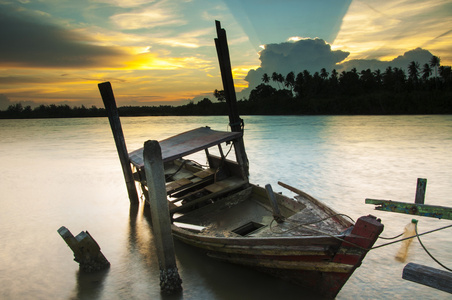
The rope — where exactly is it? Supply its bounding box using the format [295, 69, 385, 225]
[269, 214, 452, 256]
[269, 213, 356, 235]
[165, 160, 187, 180]
[415, 222, 452, 272]
[378, 232, 405, 240]
[269, 214, 370, 250]
[372, 223, 452, 250]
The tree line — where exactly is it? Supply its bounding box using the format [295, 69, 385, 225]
[1, 56, 451, 118]
[238, 56, 451, 114]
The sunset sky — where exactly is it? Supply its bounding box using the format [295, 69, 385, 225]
[1, 0, 451, 109]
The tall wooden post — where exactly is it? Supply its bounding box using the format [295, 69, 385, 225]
[143, 140, 182, 294]
[98, 82, 139, 205]
[214, 20, 249, 178]
[415, 178, 427, 204]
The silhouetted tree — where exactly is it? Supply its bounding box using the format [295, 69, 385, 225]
[249, 83, 277, 102]
[320, 68, 329, 80]
[422, 63, 432, 81]
[294, 72, 304, 98]
[408, 61, 420, 81]
[213, 89, 225, 102]
[430, 55, 440, 78]
[262, 73, 270, 84]
[271, 72, 282, 89]
[285, 71, 295, 93]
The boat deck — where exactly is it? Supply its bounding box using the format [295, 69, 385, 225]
[174, 186, 346, 238]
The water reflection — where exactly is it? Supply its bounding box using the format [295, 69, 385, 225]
[127, 200, 324, 300]
[70, 268, 110, 300]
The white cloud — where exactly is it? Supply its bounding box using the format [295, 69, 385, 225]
[111, 8, 185, 30]
[94, 0, 156, 8]
[334, 0, 452, 63]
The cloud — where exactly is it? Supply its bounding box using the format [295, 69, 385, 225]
[239, 39, 349, 97]
[0, 94, 13, 110]
[0, 4, 125, 68]
[0, 94, 40, 110]
[94, 0, 156, 8]
[259, 39, 349, 75]
[239, 39, 436, 99]
[110, 8, 185, 30]
[333, 0, 452, 63]
[340, 48, 434, 72]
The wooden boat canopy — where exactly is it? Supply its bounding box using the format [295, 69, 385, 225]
[129, 126, 243, 168]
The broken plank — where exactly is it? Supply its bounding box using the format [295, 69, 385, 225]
[365, 199, 452, 220]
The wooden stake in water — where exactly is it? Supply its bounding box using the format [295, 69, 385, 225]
[143, 140, 182, 294]
[415, 178, 427, 204]
[98, 82, 139, 205]
[58, 226, 110, 273]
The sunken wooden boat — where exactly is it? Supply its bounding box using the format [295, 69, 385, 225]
[127, 125, 384, 299]
[102, 21, 383, 298]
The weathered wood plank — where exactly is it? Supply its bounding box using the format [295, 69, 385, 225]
[403, 263, 452, 294]
[265, 184, 284, 223]
[278, 181, 353, 228]
[170, 177, 247, 213]
[365, 198, 452, 220]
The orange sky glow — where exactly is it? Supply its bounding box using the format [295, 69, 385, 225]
[0, 0, 451, 109]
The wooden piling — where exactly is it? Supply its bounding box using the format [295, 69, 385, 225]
[98, 82, 139, 205]
[403, 263, 452, 294]
[58, 226, 110, 273]
[214, 20, 249, 178]
[143, 140, 182, 294]
[415, 178, 427, 204]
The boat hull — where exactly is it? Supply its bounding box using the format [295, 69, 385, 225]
[172, 215, 383, 298]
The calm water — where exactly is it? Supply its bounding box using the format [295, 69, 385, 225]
[1, 115, 451, 299]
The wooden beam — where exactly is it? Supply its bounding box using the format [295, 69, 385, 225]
[365, 199, 452, 220]
[403, 263, 452, 294]
[265, 184, 284, 223]
[98, 81, 139, 205]
[143, 140, 182, 294]
[214, 20, 249, 178]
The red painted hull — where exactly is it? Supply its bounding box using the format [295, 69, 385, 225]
[173, 215, 383, 298]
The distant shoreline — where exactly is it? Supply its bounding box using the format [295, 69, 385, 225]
[2, 88, 452, 120]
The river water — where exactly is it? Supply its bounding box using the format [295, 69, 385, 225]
[1, 115, 451, 299]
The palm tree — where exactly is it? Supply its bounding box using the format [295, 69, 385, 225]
[271, 72, 282, 89]
[408, 61, 420, 81]
[330, 69, 338, 80]
[262, 73, 270, 84]
[439, 66, 452, 83]
[421, 63, 432, 81]
[213, 89, 225, 102]
[430, 55, 440, 78]
[285, 72, 295, 92]
[320, 68, 329, 80]
[277, 73, 285, 89]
